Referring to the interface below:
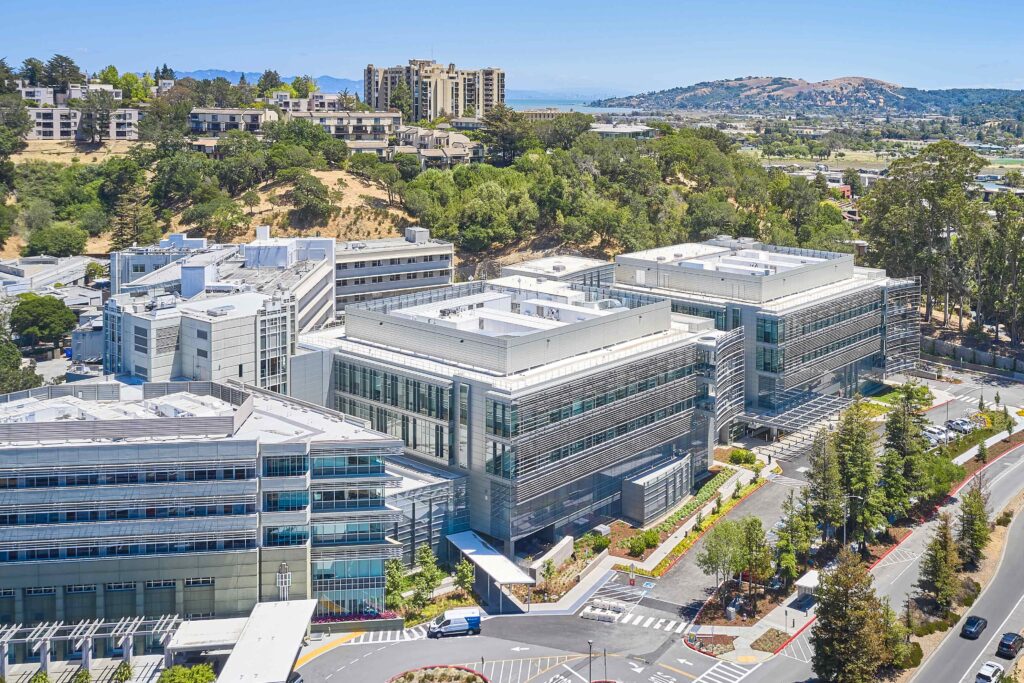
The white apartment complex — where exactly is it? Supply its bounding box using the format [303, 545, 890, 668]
[189, 108, 279, 136]
[364, 60, 505, 122]
[25, 107, 141, 141]
[395, 126, 484, 168]
[289, 110, 403, 158]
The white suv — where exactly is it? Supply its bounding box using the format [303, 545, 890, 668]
[977, 661, 1004, 683]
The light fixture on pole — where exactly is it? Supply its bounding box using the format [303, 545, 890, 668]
[588, 640, 593, 683]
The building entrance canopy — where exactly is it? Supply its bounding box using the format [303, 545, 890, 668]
[741, 391, 853, 431]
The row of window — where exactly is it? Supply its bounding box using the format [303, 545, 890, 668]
[311, 521, 387, 545]
[798, 326, 881, 364]
[506, 362, 700, 437]
[513, 398, 697, 477]
[263, 491, 308, 512]
[338, 270, 447, 287]
[335, 360, 451, 420]
[0, 538, 255, 563]
[0, 502, 255, 526]
[0, 466, 255, 490]
[262, 453, 387, 478]
[312, 488, 384, 512]
[756, 318, 783, 344]
[798, 300, 881, 336]
[336, 396, 450, 462]
[338, 255, 449, 270]
[9, 579, 209, 596]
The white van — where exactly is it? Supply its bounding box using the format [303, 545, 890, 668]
[427, 607, 482, 638]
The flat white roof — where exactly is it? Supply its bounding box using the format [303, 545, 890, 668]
[447, 530, 535, 585]
[217, 599, 317, 683]
[166, 617, 248, 651]
[502, 255, 609, 277]
[795, 570, 820, 589]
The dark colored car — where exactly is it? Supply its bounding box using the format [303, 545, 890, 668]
[998, 633, 1024, 658]
[962, 616, 989, 640]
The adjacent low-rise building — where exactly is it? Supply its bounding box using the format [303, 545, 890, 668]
[395, 126, 484, 168]
[0, 255, 103, 296]
[613, 237, 920, 435]
[110, 233, 214, 295]
[590, 123, 655, 139]
[290, 110, 402, 144]
[334, 227, 454, 310]
[500, 255, 614, 287]
[0, 380, 403, 628]
[189, 108, 279, 136]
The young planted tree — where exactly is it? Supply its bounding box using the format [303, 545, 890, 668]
[919, 512, 960, 612]
[976, 440, 989, 464]
[384, 558, 405, 609]
[811, 549, 886, 683]
[740, 516, 773, 605]
[957, 476, 990, 568]
[454, 558, 475, 595]
[880, 449, 911, 522]
[696, 519, 743, 603]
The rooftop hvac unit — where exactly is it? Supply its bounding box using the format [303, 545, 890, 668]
[207, 305, 235, 317]
[552, 263, 566, 272]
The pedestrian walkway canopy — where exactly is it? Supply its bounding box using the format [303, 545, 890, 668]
[447, 530, 535, 586]
[217, 599, 317, 683]
[742, 390, 852, 431]
[795, 570, 820, 599]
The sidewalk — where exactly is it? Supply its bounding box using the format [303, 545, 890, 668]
[516, 464, 756, 615]
[687, 591, 816, 664]
[951, 405, 1024, 466]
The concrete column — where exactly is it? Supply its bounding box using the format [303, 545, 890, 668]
[174, 580, 185, 615]
[39, 641, 50, 675]
[96, 584, 106, 620]
[14, 589, 24, 624]
[55, 587, 65, 622]
[135, 585, 145, 616]
[82, 637, 93, 673]
[124, 636, 134, 667]
[0, 642, 9, 680]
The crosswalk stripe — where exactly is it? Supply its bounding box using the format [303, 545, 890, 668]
[664, 620, 676, 631]
[654, 618, 666, 629]
[642, 616, 654, 628]
[675, 621, 687, 633]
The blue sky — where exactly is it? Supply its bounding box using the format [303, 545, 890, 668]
[5, 0, 1024, 94]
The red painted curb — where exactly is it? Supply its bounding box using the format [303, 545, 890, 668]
[772, 517, 923, 655]
[951, 438, 1024, 496]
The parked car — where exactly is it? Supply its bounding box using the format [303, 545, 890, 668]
[948, 419, 975, 435]
[997, 633, 1024, 658]
[962, 615, 989, 639]
[976, 660, 1004, 683]
[428, 608, 482, 638]
[924, 425, 953, 444]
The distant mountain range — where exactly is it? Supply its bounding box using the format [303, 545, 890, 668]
[173, 69, 363, 94]
[590, 76, 1024, 116]
[171, 69, 619, 102]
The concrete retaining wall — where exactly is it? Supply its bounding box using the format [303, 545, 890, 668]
[311, 617, 404, 633]
[529, 536, 574, 580]
[924, 337, 1024, 379]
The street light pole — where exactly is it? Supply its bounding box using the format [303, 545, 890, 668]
[587, 640, 593, 683]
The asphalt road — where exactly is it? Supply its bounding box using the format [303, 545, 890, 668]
[758, 417, 1024, 682]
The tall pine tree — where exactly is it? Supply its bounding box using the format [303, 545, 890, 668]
[919, 512, 960, 611]
[957, 476, 990, 568]
[807, 429, 844, 542]
[110, 185, 161, 251]
[811, 549, 886, 683]
[834, 398, 884, 548]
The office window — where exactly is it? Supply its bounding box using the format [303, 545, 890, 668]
[238, 364, 243, 377]
[197, 329, 208, 340]
[133, 326, 148, 353]
[197, 349, 208, 358]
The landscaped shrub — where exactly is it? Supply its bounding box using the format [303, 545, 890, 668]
[626, 536, 648, 557]
[728, 449, 756, 465]
[997, 509, 1014, 526]
[591, 534, 611, 552]
[896, 641, 923, 669]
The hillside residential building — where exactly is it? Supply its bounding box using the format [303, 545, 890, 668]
[590, 123, 655, 139]
[151, 79, 175, 97]
[266, 91, 353, 113]
[334, 227, 454, 310]
[394, 126, 484, 168]
[16, 82, 55, 106]
[64, 82, 123, 104]
[613, 237, 920, 435]
[364, 60, 504, 122]
[0, 380, 403, 629]
[24, 107, 141, 141]
[299, 277, 744, 555]
[290, 110, 402, 145]
[188, 108, 279, 136]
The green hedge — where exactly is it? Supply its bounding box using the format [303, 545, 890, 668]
[652, 468, 735, 536]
